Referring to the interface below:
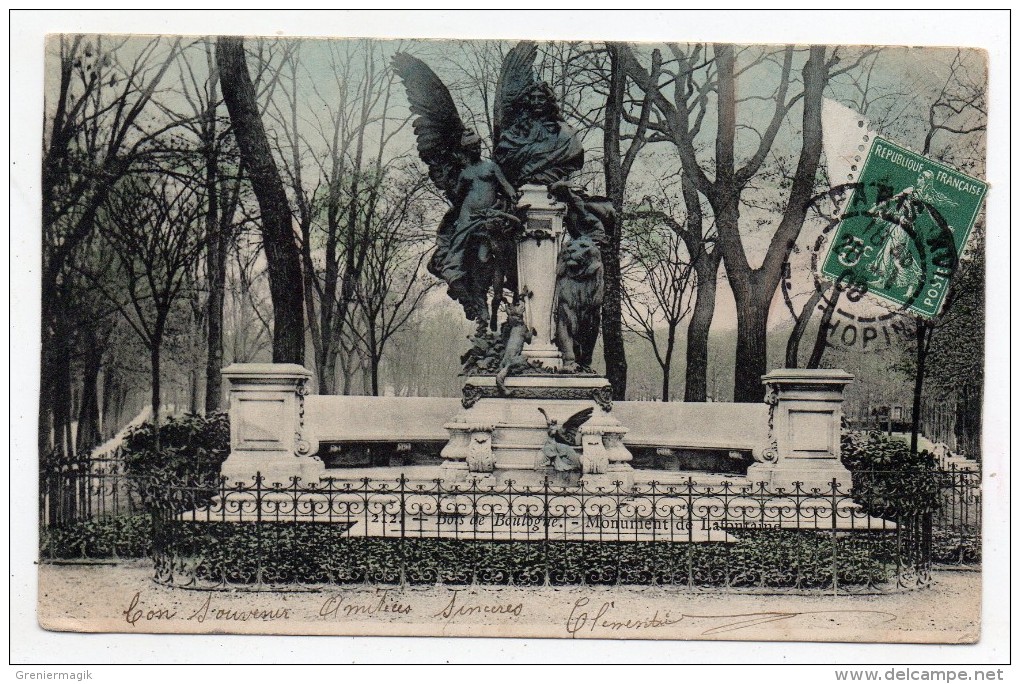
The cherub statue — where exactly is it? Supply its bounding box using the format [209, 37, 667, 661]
[495, 297, 534, 394]
[537, 407, 593, 473]
[393, 43, 584, 329]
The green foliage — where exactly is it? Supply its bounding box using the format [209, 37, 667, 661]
[122, 412, 230, 478]
[931, 529, 981, 565]
[841, 430, 940, 519]
[40, 515, 151, 559]
[902, 232, 985, 398]
[161, 522, 894, 588]
[121, 412, 230, 512]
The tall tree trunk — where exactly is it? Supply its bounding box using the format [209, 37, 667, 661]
[100, 364, 114, 438]
[660, 326, 677, 402]
[733, 296, 770, 403]
[217, 36, 305, 364]
[205, 227, 226, 412]
[806, 287, 840, 369]
[189, 368, 200, 415]
[51, 317, 75, 460]
[371, 355, 381, 397]
[75, 330, 104, 455]
[322, 347, 341, 396]
[715, 45, 827, 403]
[785, 286, 827, 368]
[150, 343, 162, 430]
[960, 383, 982, 460]
[601, 44, 628, 400]
[910, 318, 931, 454]
[340, 352, 353, 396]
[39, 334, 55, 457]
[202, 44, 227, 414]
[684, 252, 720, 401]
[203, 147, 228, 413]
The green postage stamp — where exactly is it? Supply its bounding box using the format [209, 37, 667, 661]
[821, 136, 987, 319]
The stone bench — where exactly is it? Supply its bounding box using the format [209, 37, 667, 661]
[219, 364, 854, 491]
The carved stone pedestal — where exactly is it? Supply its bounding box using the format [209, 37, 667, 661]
[747, 369, 855, 490]
[516, 184, 567, 370]
[219, 363, 323, 485]
[441, 375, 633, 489]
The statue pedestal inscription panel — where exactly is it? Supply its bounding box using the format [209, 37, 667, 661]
[747, 368, 855, 490]
[219, 363, 323, 484]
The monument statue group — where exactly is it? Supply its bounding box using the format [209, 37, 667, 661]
[219, 41, 855, 493]
[393, 42, 629, 483]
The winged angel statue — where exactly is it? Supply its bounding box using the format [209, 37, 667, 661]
[392, 42, 585, 329]
[537, 407, 593, 472]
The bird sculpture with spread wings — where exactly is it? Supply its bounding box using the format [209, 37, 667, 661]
[392, 43, 585, 329]
[537, 407, 594, 472]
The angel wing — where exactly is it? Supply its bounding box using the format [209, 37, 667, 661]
[560, 407, 594, 446]
[493, 41, 538, 145]
[392, 53, 468, 201]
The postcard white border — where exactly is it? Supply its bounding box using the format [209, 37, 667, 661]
[9, 8, 1011, 671]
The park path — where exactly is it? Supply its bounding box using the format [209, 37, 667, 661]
[36, 561, 979, 644]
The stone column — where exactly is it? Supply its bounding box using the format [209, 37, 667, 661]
[747, 369, 854, 490]
[516, 184, 566, 370]
[219, 363, 323, 485]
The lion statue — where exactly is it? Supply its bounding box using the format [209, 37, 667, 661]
[553, 235, 604, 371]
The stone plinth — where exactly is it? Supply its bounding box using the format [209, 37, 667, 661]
[747, 368, 854, 490]
[442, 375, 633, 488]
[220, 363, 323, 485]
[516, 184, 567, 370]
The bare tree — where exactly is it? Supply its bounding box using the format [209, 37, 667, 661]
[217, 36, 305, 364]
[623, 44, 873, 401]
[348, 173, 440, 395]
[41, 35, 181, 456]
[616, 45, 722, 401]
[164, 39, 248, 412]
[88, 174, 208, 425]
[596, 43, 656, 400]
[224, 234, 274, 364]
[620, 209, 697, 401]
[632, 174, 722, 401]
[266, 39, 411, 394]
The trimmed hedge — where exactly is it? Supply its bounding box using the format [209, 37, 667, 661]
[40, 515, 151, 559]
[932, 529, 981, 565]
[157, 521, 897, 588]
[842, 431, 940, 519]
[121, 412, 230, 513]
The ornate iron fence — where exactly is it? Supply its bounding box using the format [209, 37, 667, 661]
[144, 472, 936, 593]
[931, 467, 981, 565]
[39, 465, 981, 592]
[39, 458, 145, 530]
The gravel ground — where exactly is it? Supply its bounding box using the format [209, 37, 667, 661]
[37, 561, 980, 643]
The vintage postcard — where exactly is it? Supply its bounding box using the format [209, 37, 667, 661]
[30, 21, 995, 650]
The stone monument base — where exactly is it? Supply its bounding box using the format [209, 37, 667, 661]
[441, 375, 634, 489]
